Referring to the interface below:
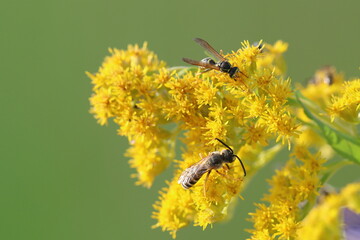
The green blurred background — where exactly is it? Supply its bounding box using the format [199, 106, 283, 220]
[1, 0, 359, 239]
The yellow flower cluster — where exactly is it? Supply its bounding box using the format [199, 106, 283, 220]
[87, 43, 174, 187]
[300, 65, 344, 111]
[328, 78, 360, 122]
[247, 65, 359, 239]
[297, 182, 360, 239]
[88, 39, 299, 237]
[295, 66, 345, 158]
[247, 145, 326, 240]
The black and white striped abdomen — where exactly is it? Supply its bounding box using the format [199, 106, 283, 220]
[178, 165, 209, 189]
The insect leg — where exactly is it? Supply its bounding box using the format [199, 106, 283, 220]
[203, 170, 212, 197]
[215, 169, 227, 177]
[197, 68, 213, 75]
[238, 71, 248, 78]
[232, 72, 250, 92]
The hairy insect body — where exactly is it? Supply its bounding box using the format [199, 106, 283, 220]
[178, 139, 246, 192]
[178, 148, 239, 189]
[178, 163, 209, 189]
[308, 65, 336, 86]
[178, 152, 219, 189]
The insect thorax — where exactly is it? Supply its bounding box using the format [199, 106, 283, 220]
[218, 61, 232, 72]
[208, 152, 224, 169]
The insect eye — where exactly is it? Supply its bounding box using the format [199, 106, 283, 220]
[222, 149, 235, 163]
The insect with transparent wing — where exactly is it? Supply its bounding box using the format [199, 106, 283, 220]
[178, 138, 246, 195]
[182, 38, 247, 79]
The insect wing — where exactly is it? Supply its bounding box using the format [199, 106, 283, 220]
[178, 156, 211, 183]
[194, 38, 227, 62]
[182, 58, 220, 71]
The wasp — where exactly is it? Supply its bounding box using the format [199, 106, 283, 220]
[178, 138, 246, 193]
[182, 38, 247, 79]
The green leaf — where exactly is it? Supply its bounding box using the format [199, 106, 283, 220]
[296, 91, 360, 164]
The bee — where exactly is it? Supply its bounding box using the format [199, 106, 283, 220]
[182, 38, 247, 79]
[317, 185, 337, 205]
[308, 65, 336, 86]
[178, 138, 246, 192]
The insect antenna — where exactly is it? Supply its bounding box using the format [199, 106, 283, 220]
[234, 155, 246, 177]
[215, 138, 233, 154]
[215, 138, 247, 177]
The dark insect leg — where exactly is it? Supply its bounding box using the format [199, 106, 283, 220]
[225, 163, 230, 170]
[215, 169, 227, 177]
[233, 71, 249, 92]
[239, 71, 248, 78]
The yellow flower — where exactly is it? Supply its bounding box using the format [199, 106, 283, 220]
[243, 123, 270, 146]
[266, 78, 292, 106]
[256, 40, 288, 76]
[273, 217, 300, 240]
[126, 135, 174, 188]
[258, 106, 300, 147]
[297, 65, 345, 123]
[328, 78, 360, 122]
[243, 94, 267, 118]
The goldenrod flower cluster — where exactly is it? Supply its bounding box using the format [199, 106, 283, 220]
[295, 66, 345, 158]
[247, 145, 326, 240]
[88, 43, 173, 188]
[328, 78, 360, 122]
[300, 65, 344, 111]
[88, 39, 359, 238]
[246, 65, 359, 240]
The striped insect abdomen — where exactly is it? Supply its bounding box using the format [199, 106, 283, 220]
[178, 165, 209, 189]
